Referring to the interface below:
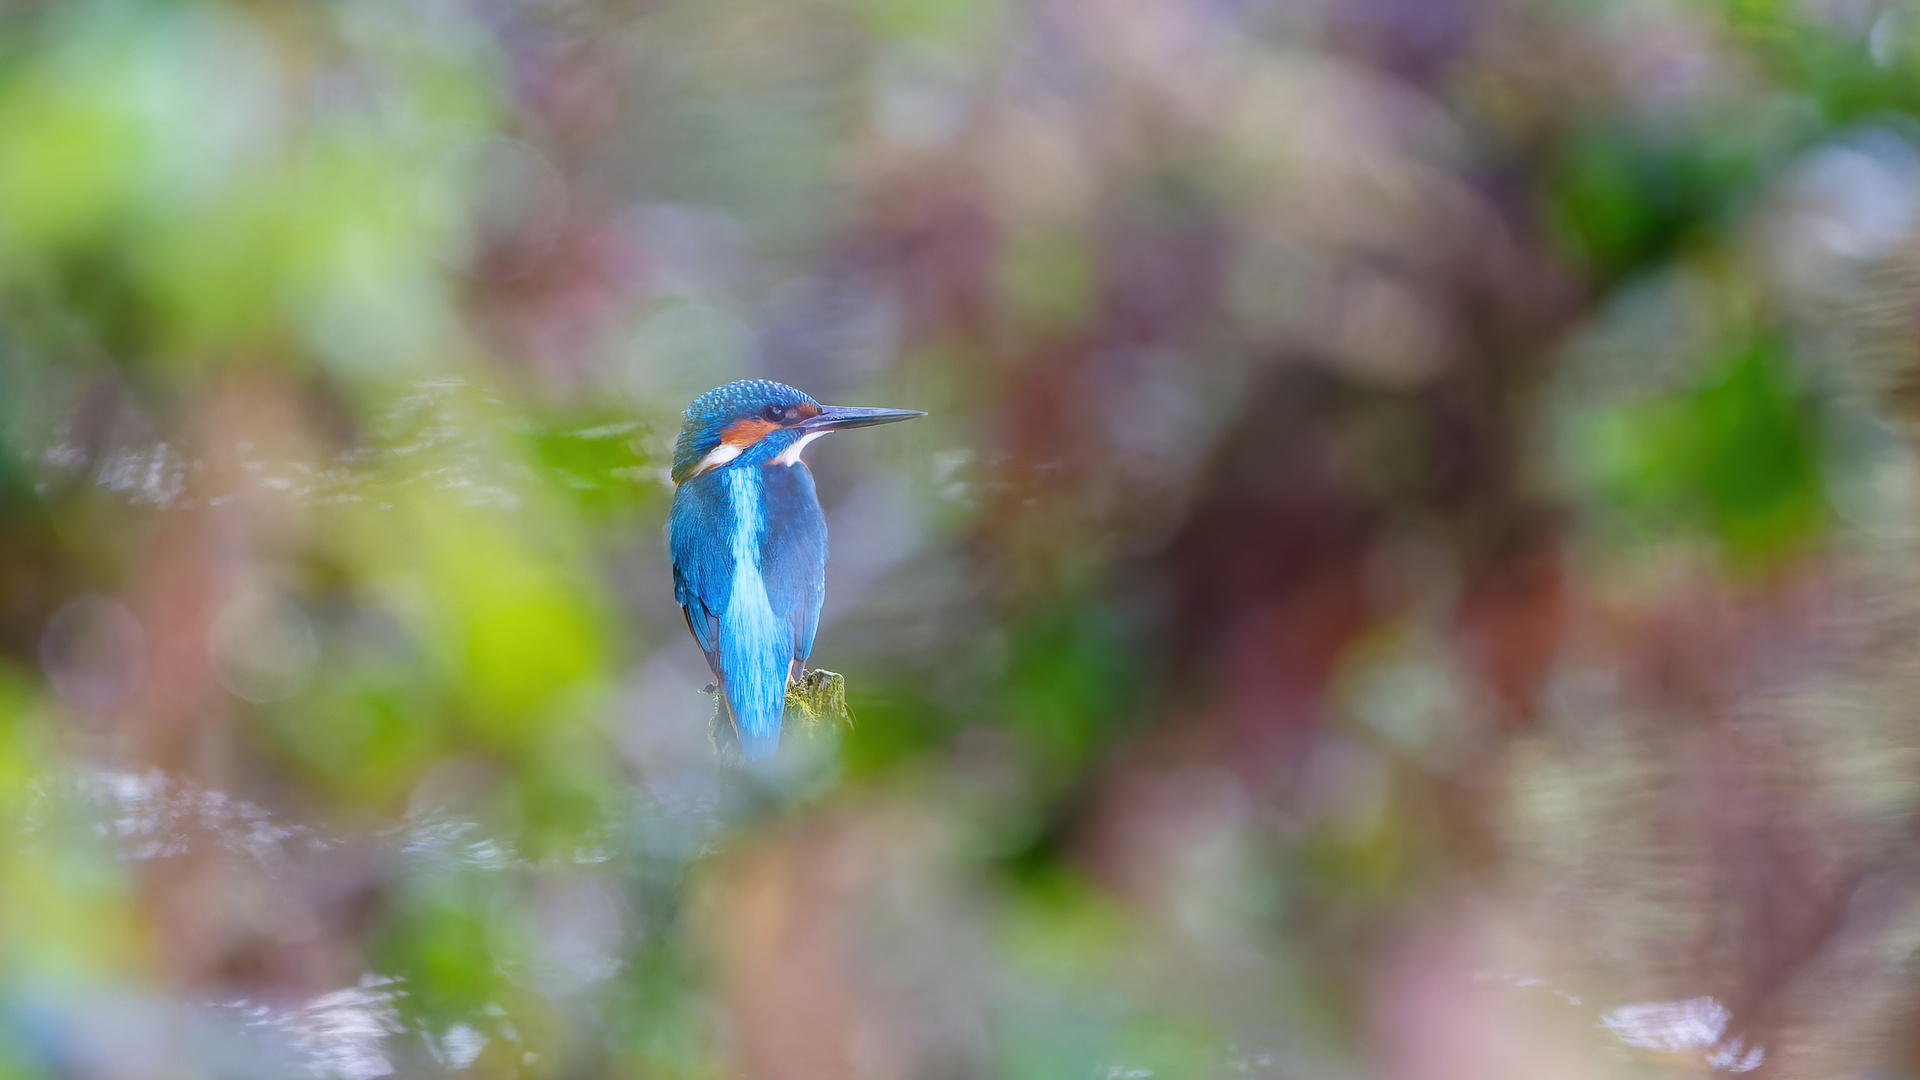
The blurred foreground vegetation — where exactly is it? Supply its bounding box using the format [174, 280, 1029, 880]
[5, 0, 1920, 1077]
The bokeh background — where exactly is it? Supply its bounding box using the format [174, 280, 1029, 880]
[4, 0, 1920, 1076]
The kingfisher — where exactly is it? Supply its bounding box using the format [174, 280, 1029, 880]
[667, 379, 923, 760]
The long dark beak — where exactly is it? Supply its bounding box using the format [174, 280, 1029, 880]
[800, 405, 926, 431]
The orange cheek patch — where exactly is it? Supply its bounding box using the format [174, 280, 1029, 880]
[720, 418, 780, 447]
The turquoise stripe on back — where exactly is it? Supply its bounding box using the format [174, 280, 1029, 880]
[721, 468, 787, 759]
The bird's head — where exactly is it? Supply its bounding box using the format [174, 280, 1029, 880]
[671, 379, 924, 483]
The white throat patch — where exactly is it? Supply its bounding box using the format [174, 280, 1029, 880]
[773, 430, 829, 466]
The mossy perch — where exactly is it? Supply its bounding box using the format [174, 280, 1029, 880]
[784, 668, 853, 731]
[704, 669, 854, 756]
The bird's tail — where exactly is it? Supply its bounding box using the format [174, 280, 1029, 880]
[720, 672, 784, 761]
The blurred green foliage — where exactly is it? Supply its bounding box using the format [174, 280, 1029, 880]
[1583, 335, 1828, 566]
[0, 0, 1914, 1077]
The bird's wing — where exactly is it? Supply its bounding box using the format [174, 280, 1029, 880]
[667, 474, 731, 670]
[760, 463, 828, 669]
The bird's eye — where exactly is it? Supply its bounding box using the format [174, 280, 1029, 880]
[761, 405, 786, 423]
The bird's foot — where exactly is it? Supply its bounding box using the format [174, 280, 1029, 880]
[785, 669, 854, 731]
[704, 687, 742, 757]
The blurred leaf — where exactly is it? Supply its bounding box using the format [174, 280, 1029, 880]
[1548, 129, 1761, 279]
[1580, 335, 1828, 568]
[372, 872, 516, 1025]
[1002, 604, 1139, 786]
